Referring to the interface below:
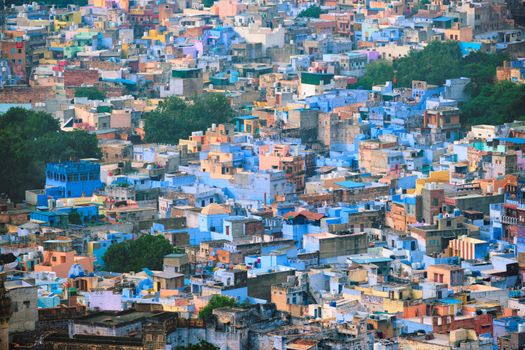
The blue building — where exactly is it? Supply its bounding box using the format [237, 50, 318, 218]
[282, 211, 324, 248]
[45, 161, 103, 198]
[30, 211, 68, 227]
[30, 204, 99, 227]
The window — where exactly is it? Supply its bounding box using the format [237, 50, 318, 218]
[226, 226, 230, 236]
[433, 198, 439, 206]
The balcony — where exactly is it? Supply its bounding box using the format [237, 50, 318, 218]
[500, 215, 524, 225]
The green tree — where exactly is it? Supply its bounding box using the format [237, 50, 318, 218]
[68, 210, 82, 225]
[417, 0, 430, 9]
[102, 235, 175, 273]
[144, 93, 233, 144]
[393, 41, 462, 87]
[298, 5, 322, 18]
[460, 51, 508, 96]
[175, 341, 218, 350]
[357, 41, 507, 96]
[0, 108, 100, 202]
[354, 61, 394, 90]
[202, 0, 216, 7]
[198, 295, 238, 321]
[75, 87, 107, 100]
[460, 81, 525, 126]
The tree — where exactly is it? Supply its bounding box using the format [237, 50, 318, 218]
[68, 210, 82, 225]
[144, 93, 233, 144]
[75, 87, 107, 100]
[298, 5, 322, 18]
[175, 341, 218, 350]
[198, 295, 238, 321]
[460, 81, 525, 126]
[393, 41, 462, 88]
[354, 61, 394, 90]
[202, 0, 216, 7]
[357, 41, 508, 96]
[417, 0, 430, 9]
[0, 108, 100, 202]
[102, 235, 175, 273]
[460, 51, 508, 96]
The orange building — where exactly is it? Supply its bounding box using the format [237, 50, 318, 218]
[34, 240, 94, 278]
[0, 36, 27, 80]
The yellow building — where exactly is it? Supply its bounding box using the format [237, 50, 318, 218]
[415, 170, 450, 194]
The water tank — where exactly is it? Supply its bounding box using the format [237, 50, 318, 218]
[487, 184, 493, 193]
[67, 198, 75, 207]
[519, 323, 525, 333]
[498, 187, 504, 195]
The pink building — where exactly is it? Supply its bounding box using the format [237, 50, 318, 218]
[259, 144, 305, 192]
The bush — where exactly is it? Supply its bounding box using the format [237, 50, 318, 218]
[75, 87, 106, 100]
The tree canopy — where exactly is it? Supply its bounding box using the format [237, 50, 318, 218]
[298, 5, 322, 18]
[353, 41, 519, 125]
[198, 295, 238, 321]
[175, 341, 218, 350]
[352, 61, 394, 90]
[175, 340, 219, 350]
[202, 0, 216, 8]
[102, 235, 175, 273]
[356, 41, 508, 95]
[74, 86, 107, 100]
[144, 93, 233, 144]
[0, 108, 100, 202]
[460, 81, 525, 126]
[392, 41, 463, 88]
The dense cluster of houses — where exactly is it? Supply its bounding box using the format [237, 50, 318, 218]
[1, 0, 525, 349]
